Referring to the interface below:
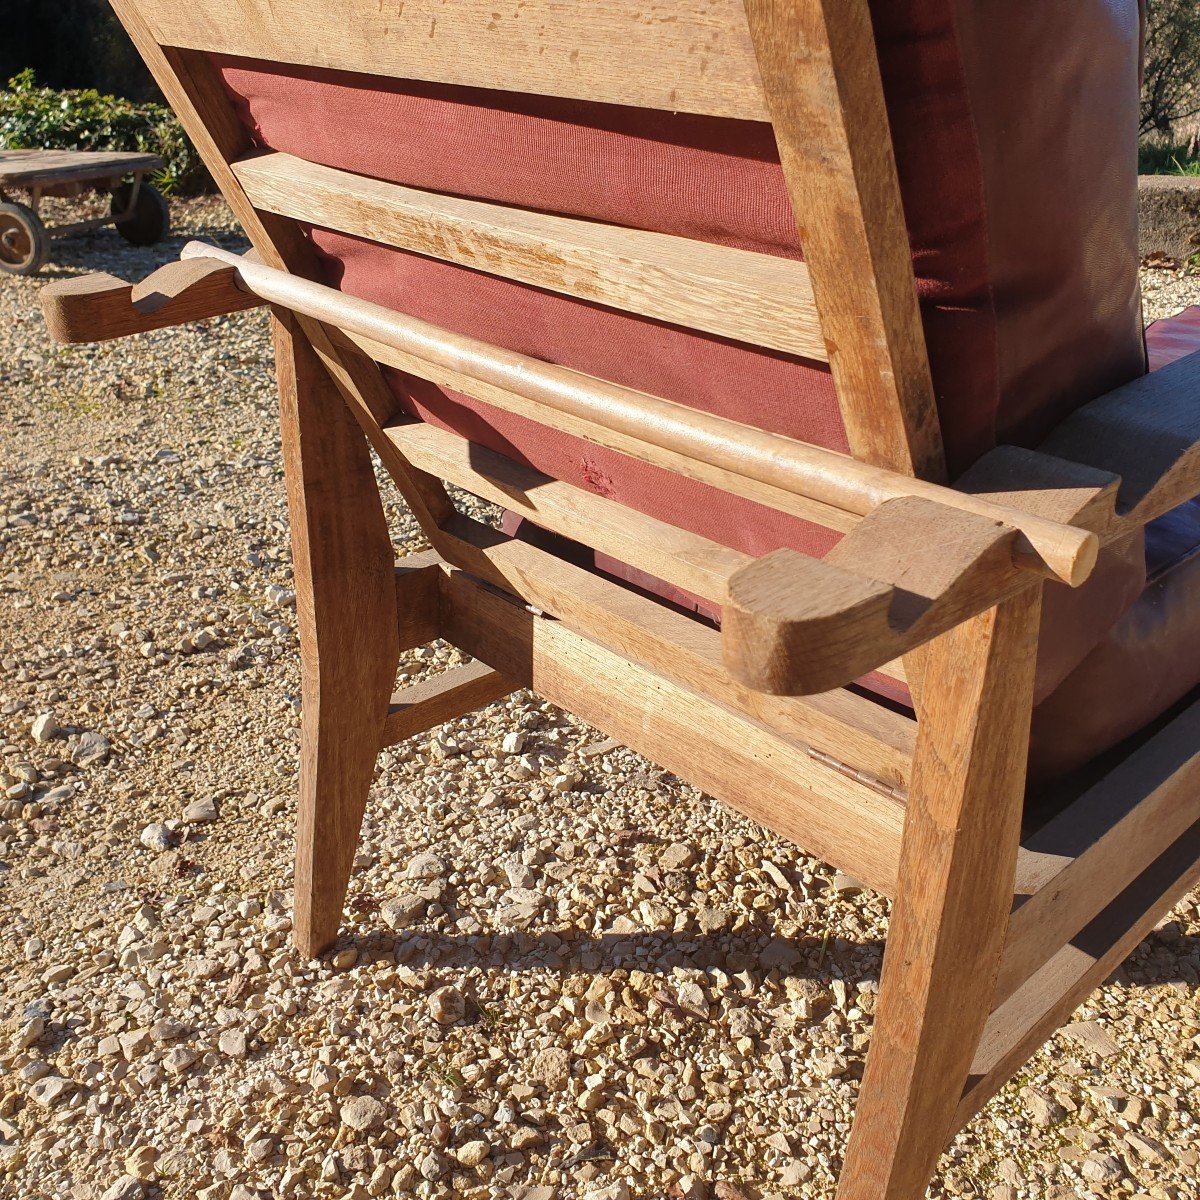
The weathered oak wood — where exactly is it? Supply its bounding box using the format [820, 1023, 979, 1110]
[724, 497, 1024, 694]
[432, 512, 916, 794]
[0, 148, 161, 188]
[232, 151, 827, 361]
[744, 0, 944, 479]
[386, 418, 752, 608]
[439, 562, 907, 892]
[274, 312, 399, 959]
[838, 589, 1041, 1200]
[134, 0, 770, 119]
[381, 659, 515, 748]
[184, 241, 1098, 586]
[960, 817, 1200, 1132]
[40, 257, 262, 343]
[1001, 698, 1200, 1004]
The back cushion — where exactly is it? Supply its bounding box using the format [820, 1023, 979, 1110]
[216, 0, 1145, 562]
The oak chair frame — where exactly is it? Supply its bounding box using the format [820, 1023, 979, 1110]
[40, 3, 1200, 1196]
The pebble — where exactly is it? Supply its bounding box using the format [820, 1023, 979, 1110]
[99, 1178, 144, 1200]
[340, 1095, 386, 1132]
[454, 1138, 490, 1167]
[182, 797, 219, 823]
[139, 823, 175, 852]
[428, 984, 466, 1025]
[27, 1075, 73, 1108]
[31, 712, 58, 743]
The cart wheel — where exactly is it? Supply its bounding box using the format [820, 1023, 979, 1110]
[111, 181, 170, 246]
[0, 202, 50, 276]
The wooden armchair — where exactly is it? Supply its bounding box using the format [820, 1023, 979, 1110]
[41, 2, 1200, 1196]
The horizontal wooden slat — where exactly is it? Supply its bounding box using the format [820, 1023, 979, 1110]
[1000, 698, 1200, 1004]
[139, 0, 770, 120]
[233, 152, 826, 361]
[429, 511, 915, 793]
[0, 148, 161, 188]
[439, 561, 906, 893]
[958, 818, 1200, 1132]
[387, 418, 751, 607]
[381, 659, 514, 747]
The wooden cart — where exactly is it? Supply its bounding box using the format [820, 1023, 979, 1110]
[0, 149, 169, 276]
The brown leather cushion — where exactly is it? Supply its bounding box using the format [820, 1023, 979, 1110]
[1029, 310, 1200, 778]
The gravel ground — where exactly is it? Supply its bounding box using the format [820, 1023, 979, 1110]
[1, 198, 1199, 1200]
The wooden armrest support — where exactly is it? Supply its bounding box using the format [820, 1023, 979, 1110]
[1038, 349, 1200, 530]
[724, 497, 1026, 695]
[40, 256, 264, 344]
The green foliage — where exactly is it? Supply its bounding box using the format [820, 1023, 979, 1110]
[1139, 139, 1200, 177]
[0, 70, 210, 195]
[1142, 0, 1200, 138]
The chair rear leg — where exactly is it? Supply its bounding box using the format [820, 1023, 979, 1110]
[273, 313, 401, 958]
[836, 588, 1042, 1200]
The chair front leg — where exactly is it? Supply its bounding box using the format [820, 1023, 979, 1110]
[837, 585, 1042, 1200]
[273, 312, 400, 958]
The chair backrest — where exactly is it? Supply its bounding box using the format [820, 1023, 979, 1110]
[113, 0, 1146, 563]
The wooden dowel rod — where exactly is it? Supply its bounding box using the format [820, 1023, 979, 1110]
[181, 241, 1097, 585]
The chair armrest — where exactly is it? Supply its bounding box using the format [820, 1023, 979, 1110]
[40, 255, 263, 344]
[1039, 349, 1200, 530]
[723, 497, 1028, 694]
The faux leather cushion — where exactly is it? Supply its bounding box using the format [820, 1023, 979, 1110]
[1030, 309, 1200, 779]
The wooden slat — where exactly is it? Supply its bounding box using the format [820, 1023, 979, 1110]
[435, 511, 915, 791]
[438, 562, 906, 893]
[744, 0, 945, 480]
[1000, 698, 1200, 1004]
[184, 241, 1099, 586]
[959, 818, 1200, 1131]
[0, 148, 161, 188]
[233, 151, 827, 362]
[393, 549, 443, 653]
[387, 419, 751, 607]
[136, 0, 770, 120]
[381, 659, 514, 747]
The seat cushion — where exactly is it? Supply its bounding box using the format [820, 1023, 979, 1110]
[1029, 309, 1200, 778]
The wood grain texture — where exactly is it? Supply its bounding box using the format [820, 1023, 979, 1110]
[184, 241, 1098, 585]
[744, 0, 944, 480]
[960, 817, 1200, 1132]
[1001, 699, 1200, 1004]
[136, 0, 769, 119]
[0, 148, 160, 187]
[381, 659, 514, 748]
[386, 418, 752, 607]
[393, 549, 444, 652]
[439, 562, 906, 891]
[837, 588, 1041, 1200]
[723, 496, 1025, 694]
[275, 312, 399, 959]
[40, 258, 261, 343]
[232, 151, 827, 361]
[432, 511, 915, 796]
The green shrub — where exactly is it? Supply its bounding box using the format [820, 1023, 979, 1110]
[1139, 139, 1200, 177]
[0, 69, 209, 195]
